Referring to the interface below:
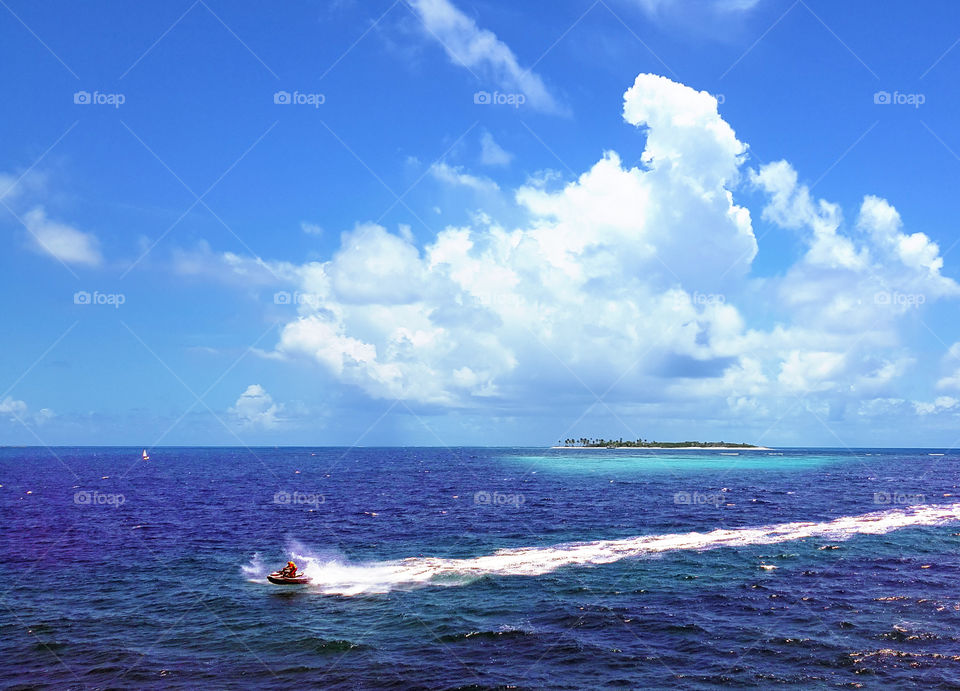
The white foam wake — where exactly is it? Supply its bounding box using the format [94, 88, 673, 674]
[241, 551, 268, 581]
[267, 503, 960, 596]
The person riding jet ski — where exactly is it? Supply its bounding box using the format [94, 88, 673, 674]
[279, 561, 298, 578]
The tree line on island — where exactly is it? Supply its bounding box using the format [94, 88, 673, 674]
[558, 438, 759, 448]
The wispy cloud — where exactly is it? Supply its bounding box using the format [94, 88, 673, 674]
[480, 130, 513, 166]
[24, 207, 102, 267]
[429, 161, 500, 192]
[632, 0, 764, 16]
[408, 0, 564, 114]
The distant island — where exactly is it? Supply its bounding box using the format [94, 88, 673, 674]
[554, 437, 764, 449]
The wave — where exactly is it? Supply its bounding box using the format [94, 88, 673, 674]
[248, 503, 960, 596]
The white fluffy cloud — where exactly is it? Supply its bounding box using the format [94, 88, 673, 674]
[229, 384, 283, 429]
[751, 161, 958, 341]
[408, 0, 563, 114]
[193, 73, 959, 430]
[270, 74, 759, 406]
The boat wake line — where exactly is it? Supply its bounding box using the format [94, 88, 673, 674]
[242, 502, 960, 596]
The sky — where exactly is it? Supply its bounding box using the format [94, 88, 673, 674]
[3, 0, 960, 447]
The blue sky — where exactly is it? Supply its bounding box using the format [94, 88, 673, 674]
[3, 0, 960, 447]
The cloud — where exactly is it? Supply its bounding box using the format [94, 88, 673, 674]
[301, 221, 323, 236]
[24, 207, 102, 267]
[751, 162, 958, 339]
[937, 343, 960, 391]
[0, 396, 54, 425]
[632, 0, 764, 17]
[0, 169, 101, 267]
[173, 240, 300, 285]
[0, 397, 28, 419]
[270, 75, 759, 405]
[0, 169, 47, 203]
[229, 384, 283, 429]
[189, 73, 959, 431]
[429, 161, 500, 192]
[914, 396, 959, 416]
[480, 130, 513, 166]
[408, 0, 563, 114]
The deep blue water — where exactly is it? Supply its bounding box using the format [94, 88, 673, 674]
[2, 446, 960, 689]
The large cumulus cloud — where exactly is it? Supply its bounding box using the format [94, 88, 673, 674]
[192, 73, 959, 425]
[270, 74, 765, 407]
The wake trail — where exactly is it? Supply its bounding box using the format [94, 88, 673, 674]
[248, 502, 960, 596]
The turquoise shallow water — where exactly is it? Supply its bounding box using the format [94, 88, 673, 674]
[2, 447, 960, 688]
[511, 447, 838, 473]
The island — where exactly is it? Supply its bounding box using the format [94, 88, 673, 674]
[553, 437, 768, 450]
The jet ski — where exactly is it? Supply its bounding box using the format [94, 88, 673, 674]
[267, 571, 310, 585]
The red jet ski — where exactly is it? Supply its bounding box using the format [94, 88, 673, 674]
[268, 570, 310, 585]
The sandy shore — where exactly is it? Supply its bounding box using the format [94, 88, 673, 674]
[549, 446, 773, 451]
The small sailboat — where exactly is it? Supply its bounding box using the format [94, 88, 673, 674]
[141, 449, 150, 461]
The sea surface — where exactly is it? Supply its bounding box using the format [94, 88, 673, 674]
[2, 446, 960, 689]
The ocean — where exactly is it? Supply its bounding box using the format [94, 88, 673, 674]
[2, 446, 959, 688]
